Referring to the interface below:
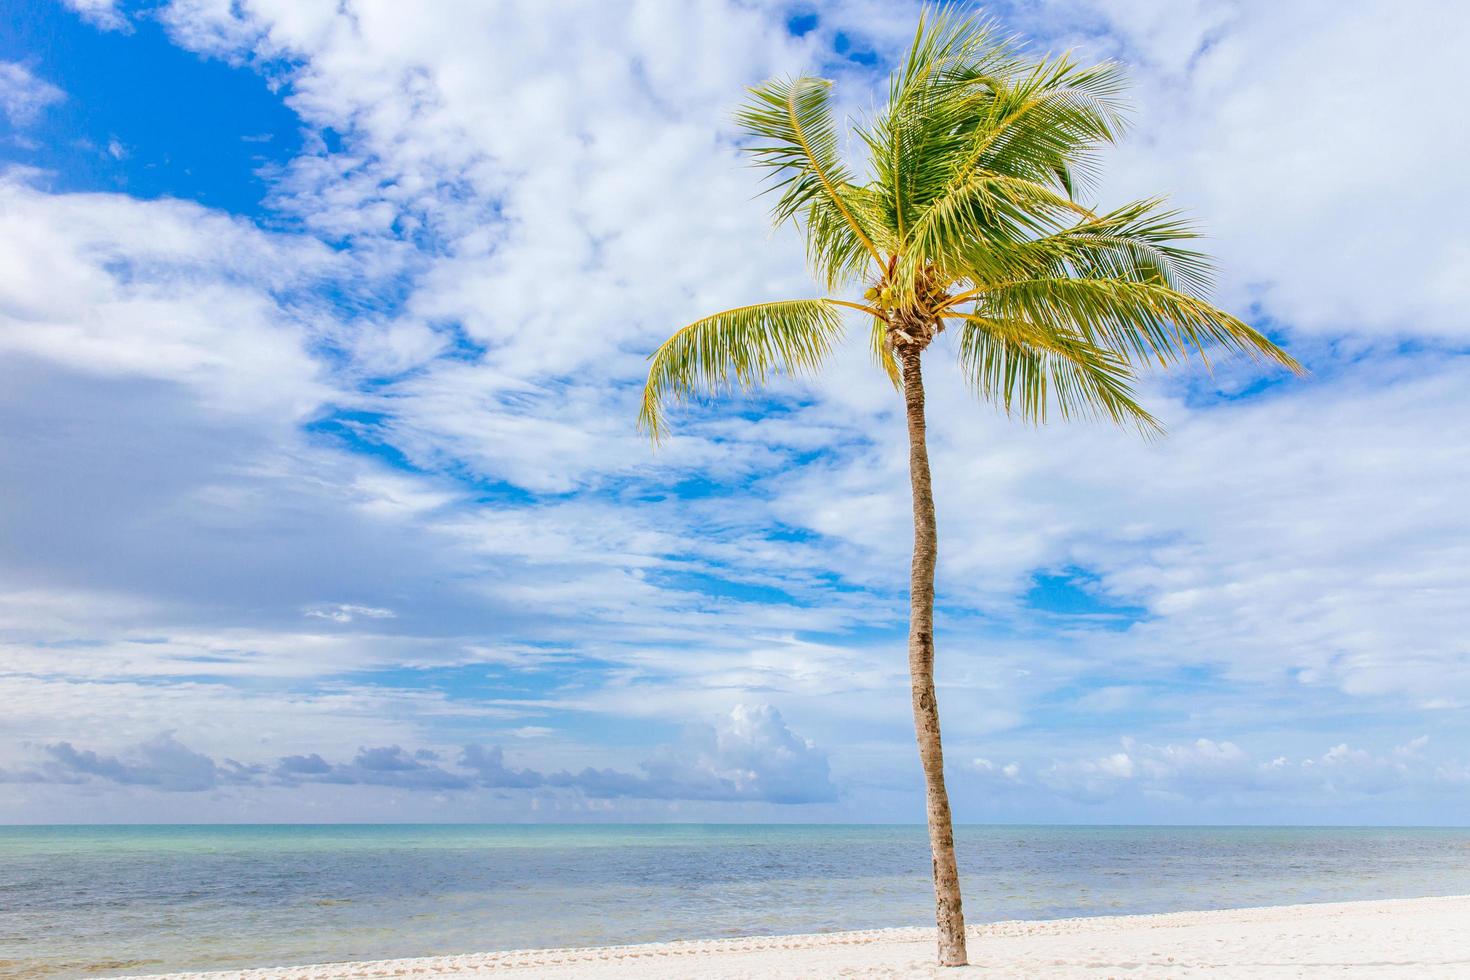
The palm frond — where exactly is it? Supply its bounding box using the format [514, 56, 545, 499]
[965, 54, 1129, 197]
[953, 197, 1214, 297]
[735, 76, 884, 286]
[973, 277, 1303, 373]
[806, 185, 887, 291]
[870, 315, 902, 390]
[871, 33, 1130, 305]
[639, 299, 846, 439]
[858, 7, 1018, 245]
[953, 313, 1160, 433]
[899, 171, 1089, 292]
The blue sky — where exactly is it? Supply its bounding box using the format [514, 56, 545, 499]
[1, 0, 1468, 824]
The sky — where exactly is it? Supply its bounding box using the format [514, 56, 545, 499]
[0, 0, 1467, 825]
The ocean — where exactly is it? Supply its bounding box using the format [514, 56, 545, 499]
[4, 824, 1469, 978]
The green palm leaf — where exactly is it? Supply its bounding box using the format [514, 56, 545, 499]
[953, 313, 1160, 433]
[973, 277, 1303, 372]
[870, 315, 902, 389]
[965, 55, 1129, 197]
[735, 76, 884, 287]
[639, 299, 846, 439]
[880, 44, 1129, 302]
[859, 8, 1019, 245]
[971, 198, 1215, 294]
[900, 170, 1089, 289]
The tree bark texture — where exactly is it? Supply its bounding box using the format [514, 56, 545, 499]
[899, 346, 968, 967]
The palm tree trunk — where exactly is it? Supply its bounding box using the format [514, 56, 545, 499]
[899, 346, 967, 967]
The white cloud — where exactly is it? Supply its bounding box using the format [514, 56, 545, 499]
[971, 757, 1022, 780]
[3, 0, 1469, 822]
[0, 62, 65, 127]
[304, 603, 396, 623]
[1006, 0, 1470, 338]
[0, 177, 337, 420]
[60, 0, 131, 32]
[969, 735, 1470, 806]
[660, 704, 837, 804]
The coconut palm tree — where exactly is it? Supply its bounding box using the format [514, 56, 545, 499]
[639, 8, 1299, 967]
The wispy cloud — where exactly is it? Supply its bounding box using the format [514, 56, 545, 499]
[60, 0, 131, 32]
[0, 62, 64, 127]
[304, 604, 397, 623]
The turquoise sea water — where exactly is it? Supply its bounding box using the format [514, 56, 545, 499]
[3, 824, 1470, 978]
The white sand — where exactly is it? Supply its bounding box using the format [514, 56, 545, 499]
[126, 895, 1470, 979]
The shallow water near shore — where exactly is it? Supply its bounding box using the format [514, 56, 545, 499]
[4, 824, 1470, 978]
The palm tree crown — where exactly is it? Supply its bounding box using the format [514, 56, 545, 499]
[640, 9, 1300, 437]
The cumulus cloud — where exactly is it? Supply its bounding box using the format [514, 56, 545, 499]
[458, 745, 545, 789]
[275, 745, 470, 791]
[968, 735, 1470, 805]
[554, 705, 838, 803]
[0, 734, 258, 792]
[6, 705, 837, 804]
[0, 62, 65, 127]
[281, 705, 836, 803]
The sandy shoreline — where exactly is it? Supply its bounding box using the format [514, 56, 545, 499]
[122, 894, 1470, 979]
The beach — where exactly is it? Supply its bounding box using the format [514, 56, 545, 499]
[9, 825, 1470, 978]
[120, 895, 1469, 979]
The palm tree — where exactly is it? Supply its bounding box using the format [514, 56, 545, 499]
[639, 8, 1300, 968]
